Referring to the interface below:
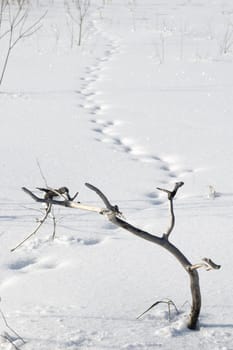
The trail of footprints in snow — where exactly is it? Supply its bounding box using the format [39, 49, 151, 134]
[5, 236, 102, 276]
[77, 37, 194, 202]
[90, 119, 193, 186]
[7, 256, 59, 272]
[76, 39, 119, 113]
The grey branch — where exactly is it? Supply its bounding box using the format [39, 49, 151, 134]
[84, 182, 201, 330]
[21, 182, 221, 330]
[21, 187, 103, 213]
[157, 181, 184, 200]
[157, 181, 184, 240]
[12, 186, 81, 251]
[85, 183, 122, 216]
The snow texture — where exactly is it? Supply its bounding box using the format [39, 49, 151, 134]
[0, 0, 233, 349]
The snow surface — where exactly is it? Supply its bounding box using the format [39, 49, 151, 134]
[0, 0, 233, 348]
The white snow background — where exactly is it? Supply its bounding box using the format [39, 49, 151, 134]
[0, 0, 233, 349]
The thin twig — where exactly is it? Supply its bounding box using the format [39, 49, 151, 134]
[0, 1, 47, 86]
[137, 299, 179, 320]
[0, 303, 25, 349]
[36, 159, 48, 188]
[10, 10, 47, 50]
[0, 308, 25, 345]
[11, 203, 52, 251]
[0, 334, 21, 350]
[51, 207, 57, 240]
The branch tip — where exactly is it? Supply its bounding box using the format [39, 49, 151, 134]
[157, 181, 184, 200]
[189, 258, 221, 272]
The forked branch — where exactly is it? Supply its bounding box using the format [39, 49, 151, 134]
[84, 182, 217, 330]
[12, 186, 99, 251]
[21, 187, 102, 213]
[157, 181, 184, 239]
[21, 182, 221, 330]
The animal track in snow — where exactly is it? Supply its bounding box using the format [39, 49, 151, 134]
[77, 38, 120, 118]
[1, 255, 64, 290]
[56, 235, 102, 246]
[76, 33, 194, 189]
[144, 192, 164, 206]
[6, 256, 61, 273]
[91, 118, 121, 138]
[7, 257, 37, 271]
[90, 118, 194, 185]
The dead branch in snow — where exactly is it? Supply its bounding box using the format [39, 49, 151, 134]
[21, 186, 100, 212]
[11, 186, 80, 251]
[157, 181, 184, 239]
[21, 181, 221, 330]
[84, 182, 220, 330]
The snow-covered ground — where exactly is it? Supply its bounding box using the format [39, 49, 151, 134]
[0, 0, 233, 348]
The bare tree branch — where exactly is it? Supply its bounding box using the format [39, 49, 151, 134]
[11, 185, 104, 250]
[12, 184, 85, 250]
[83, 182, 202, 330]
[21, 187, 101, 213]
[0, 1, 47, 86]
[22, 181, 220, 330]
[85, 183, 122, 216]
[64, 0, 91, 46]
[157, 181, 184, 200]
[157, 181, 184, 239]
[10, 10, 47, 50]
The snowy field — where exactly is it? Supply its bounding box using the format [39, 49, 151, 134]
[0, 0, 233, 348]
